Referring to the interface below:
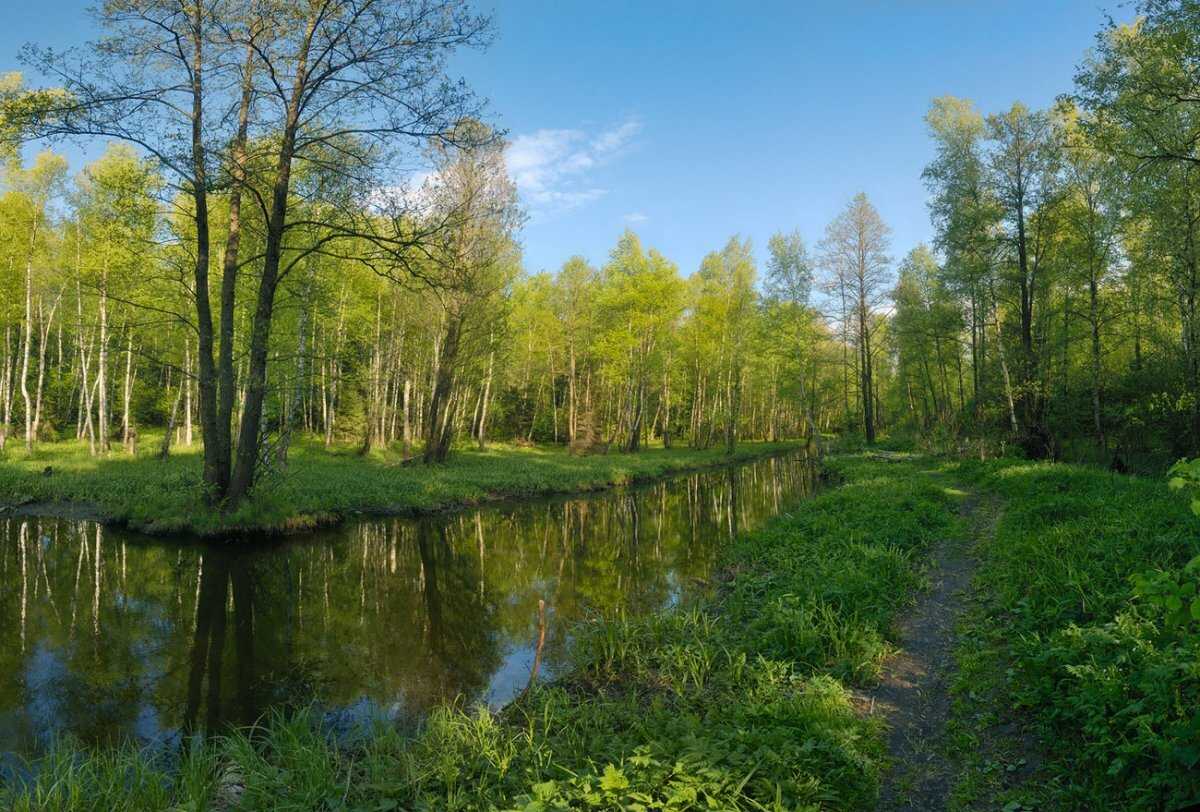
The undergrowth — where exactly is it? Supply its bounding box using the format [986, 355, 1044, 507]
[947, 459, 1200, 811]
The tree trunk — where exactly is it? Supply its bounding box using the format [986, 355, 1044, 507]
[424, 313, 461, 463]
[1089, 268, 1105, 450]
[215, 39, 259, 502]
[121, 327, 135, 453]
[477, 343, 494, 451]
[184, 339, 193, 446]
[32, 293, 60, 445]
[402, 377, 412, 458]
[0, 325, 12, 451]
[20, 243, 34, 452]
[189, 0, 222, 501]
[97, 262, 110, 453]
[859, 298, 875, 444]
[161, 379, 183, 460]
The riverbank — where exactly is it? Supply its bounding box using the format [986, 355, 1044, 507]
[1, 454, 959, 810]
[0, 437, 803, 536]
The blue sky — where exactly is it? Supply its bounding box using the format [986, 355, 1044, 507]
[2, 1, 1128, 277]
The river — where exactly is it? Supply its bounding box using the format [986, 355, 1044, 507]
[0, 451, 816, 761]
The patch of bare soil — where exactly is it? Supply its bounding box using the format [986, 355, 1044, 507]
[0, 500, 105, 523]
[863, 490, 987, 812]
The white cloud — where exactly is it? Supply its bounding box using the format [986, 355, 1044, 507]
[367, 167, 452, 220]
[505, 117, 641, 217]
[593, 120, 641, 154]
[623, 211, 649, 224]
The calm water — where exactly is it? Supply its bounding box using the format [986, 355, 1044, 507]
[0, 452, 816, 759]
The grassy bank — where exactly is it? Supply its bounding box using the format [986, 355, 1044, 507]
[947, 459, 1200, 811]
[0, 436, 801, 536]
[2, 455, 957, 810]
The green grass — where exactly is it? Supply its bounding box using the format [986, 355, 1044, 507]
[1, 455, 957, 811]
[946, 458, 1200, 811]
[0, 435, 802, 535]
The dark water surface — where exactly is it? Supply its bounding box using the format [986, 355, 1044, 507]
[0, 452, 816, 759]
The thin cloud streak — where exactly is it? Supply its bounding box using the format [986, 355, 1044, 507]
[506, 117, 642, 218]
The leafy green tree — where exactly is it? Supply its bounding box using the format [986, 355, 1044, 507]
[553, 257, 598, 446]
[985, 102, 1062, 455]
[891, 245, 963, 430]
[820, 193, 892, 444]
[765, 229, 821, 445]
[72, 144, 162, 454]
[695, 237, 758, 453]
[3, 151, 67, 452]
[594, 231, 684, 452]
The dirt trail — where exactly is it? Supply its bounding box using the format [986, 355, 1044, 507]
[865, 487, 993, 812]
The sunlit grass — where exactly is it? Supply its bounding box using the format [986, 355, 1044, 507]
[0, 434, 802, 535]
[947, 458, 1200, 811]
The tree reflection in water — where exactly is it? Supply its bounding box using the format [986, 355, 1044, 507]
[0, 452, 815, 758]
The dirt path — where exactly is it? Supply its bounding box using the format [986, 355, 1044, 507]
[864, 487, 992, 812]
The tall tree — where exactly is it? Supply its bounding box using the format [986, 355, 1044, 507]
[421, 120, 522, 463]
[765, 229, 820, 446]
[1057, 103, 1121, 451]
[820, 193, 892, 444]
[595, 232, 684, 452]
[985, 103, 1060, 455]
[695, 237, 757, 453]
[5, 152, 67, 452]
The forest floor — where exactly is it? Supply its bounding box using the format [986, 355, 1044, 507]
[866, 480, 988, 812]
[862, 453, 1200, 812]
[916, 456, 1198, 811]
[0, 435, 803, 536]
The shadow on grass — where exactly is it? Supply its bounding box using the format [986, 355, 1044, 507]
[0, 437, 803, 536]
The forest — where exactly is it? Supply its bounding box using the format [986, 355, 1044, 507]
[2, 1, 1200, 811]
[5, 1, 1200, 503]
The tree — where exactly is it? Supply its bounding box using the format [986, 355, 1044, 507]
[765, 229, 820, 446]
[695, 237, 757, 453]
[985, 103, 1061, 455]
[4, 151, 68, 452]
[594, 232, 684, 452]
[1075, 2, 1200, 451]
[821, 193, 892, 444]
[552, 257, 597, 447]
[1074, 2, 1200, 173]
[71, 144, 161, 455]
[421, 121, 522, 463]
[891, 245, 963, 430]
[21, 0, 494, 504]
[924, 96, 1006, 425]
[1057, 103, 1121, 450]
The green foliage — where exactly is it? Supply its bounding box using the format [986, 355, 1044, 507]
[1168, 456, 1200, 514]
[950, 459, 1200, 810]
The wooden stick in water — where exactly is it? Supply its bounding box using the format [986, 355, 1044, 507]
[525, 599, 547, 697]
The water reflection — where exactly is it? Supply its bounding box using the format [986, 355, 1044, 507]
[0, 452, 815, 758]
